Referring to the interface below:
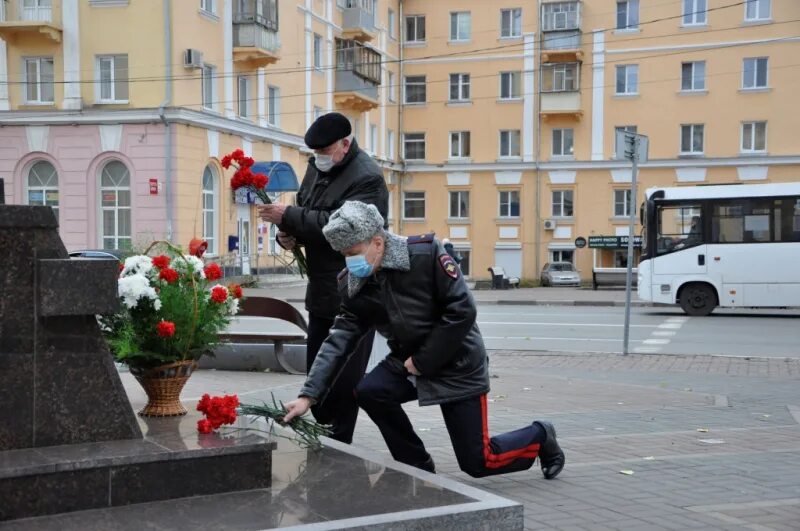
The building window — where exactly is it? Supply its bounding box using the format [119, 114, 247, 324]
[388, 71, 396, 102]
[268, 85, 279, 126]
[26, 160, 59, 219]
[200, 0, 215, 14]
[500, 8, 522, 38]
[313, 106, 323, 120]
[313, 34, 323, 71]
[616, 0, 639, 30]
[680, 124, 704, 155]
[614, 189, 632, 217]
[499, 130, 521, 158]
[100, 161, 132, 251]
[745, 0, 770, 21]
[741, 121, 766, 153]
[541, 1, 579, 32]
[403, 191, 426, 220]
[237, 76, 249, 118]
[202, 166, 218, 254]
[615, 65, 638, 95]
[614, 125, 638, 157]
[403, 133, 426, 160]
[370, 124, 378, 153]
[449, 131, 471, 159]
[681, 61, 706, 91]
[24, 57, 54, 104]
[743, 57, 768, 89]
[201, 64, 216, 111]
[268, 224, 279, 255]
[500, 71, 521, 99]
[388, 8, 396, 39]
[404, 75, 426, 104]
[450, 12, 471, 41]
[499, 190, 520, 218]
[552, 190, 574, 217]
[541, 63, 579, 92]
[682, 0, 707, 26]
[551, 250, 574, 263]
[449, 73, 470, 102]
[552, 128, 574, 157]
[388, 130, 395, 159]
[405, 14, 425, 43]
[449, 190, 470, 219]
[456, 249, 471, 276]
[96, 55, 129, 103]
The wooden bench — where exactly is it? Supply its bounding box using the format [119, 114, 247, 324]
[487, 266, 520, 290]
[218, 296, 308, 374]
[592, 267, 638, 290]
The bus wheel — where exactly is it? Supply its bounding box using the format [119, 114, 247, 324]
[679, 283, 716, 316]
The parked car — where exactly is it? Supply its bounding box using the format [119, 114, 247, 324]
[68, 249, 128, 261]
[540, 262, 581, 287]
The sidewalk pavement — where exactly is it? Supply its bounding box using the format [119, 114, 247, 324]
[122, 352, 800, 531]
[245, 278, 655, 308]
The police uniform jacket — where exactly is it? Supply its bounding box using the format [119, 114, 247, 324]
[300, 233, 490, 406]
[280, 138, 389, 319]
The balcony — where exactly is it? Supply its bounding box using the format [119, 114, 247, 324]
[334, 39, 380, 111]
[540, 1, 582, 63]
[540, 91, 582, 121]
[0, 0, 62, 43]
[340, 0, 376, 42]
[232, 0, 280, 67]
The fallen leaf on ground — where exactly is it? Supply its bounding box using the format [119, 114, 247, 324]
[698, 438, 725, 444]
[696, 428, 709, 433]
[522, 387, 531, 391]
[417, 428, 431, 432]
[643, 456, 655, 460]
[619, 470, 635, 475]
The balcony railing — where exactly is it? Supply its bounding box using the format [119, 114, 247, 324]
[341, 0, 375, 42]
[541, 1, 580, 32]
[1, 0, 54, 22]
[233, 21, 280, 53]
[233, 0, 279, 31]
[335, 39, 381, 85]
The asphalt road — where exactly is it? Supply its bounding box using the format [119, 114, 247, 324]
[367, 304, 800, 359]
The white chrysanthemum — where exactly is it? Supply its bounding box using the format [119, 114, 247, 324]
[171, 255, 206, 279]
[118, 273, 159, 309]
[121, 255, 154, 278]
[227, 298, 240, 316]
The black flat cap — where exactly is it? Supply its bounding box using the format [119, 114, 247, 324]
[304, 112, 352, 149]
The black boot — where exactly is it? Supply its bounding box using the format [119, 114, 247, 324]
[413, 456, 436, 474]
[535, 421, 565, 480]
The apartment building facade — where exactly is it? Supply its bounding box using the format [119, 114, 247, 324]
[0, 0, 797, 281]
[0, 0, 401, 272]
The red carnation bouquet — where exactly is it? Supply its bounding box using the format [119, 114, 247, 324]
[221, 149, 308, 277]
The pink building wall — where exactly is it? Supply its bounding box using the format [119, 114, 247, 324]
[0, 124, 169, 251]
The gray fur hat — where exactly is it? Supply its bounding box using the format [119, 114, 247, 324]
[323, 201, 385, 251]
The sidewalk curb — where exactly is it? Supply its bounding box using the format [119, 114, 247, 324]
[282, 297, 673, 308]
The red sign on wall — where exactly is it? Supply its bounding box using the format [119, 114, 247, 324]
[149, 179, 158, 195]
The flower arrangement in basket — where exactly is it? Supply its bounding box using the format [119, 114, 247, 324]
[99, 240, 242, 417]
[222, 149, 308, 277]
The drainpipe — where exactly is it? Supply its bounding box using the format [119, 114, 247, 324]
[397, 0, 405, 235]
[534, 0, 543, 276]
[161, 0, 174, 241]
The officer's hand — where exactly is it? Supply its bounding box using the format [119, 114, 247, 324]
[277, 231, 297, 251]
[282, 397, 312, 423]
[404, 357, 421, 376]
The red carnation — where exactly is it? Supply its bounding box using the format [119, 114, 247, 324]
[228, 284, 243, 299]
[252, 173, 268, 190]
[241, 156, 255, 169]
[159, 267, 179, 284]
[220, 154, 233, 169]
[230, 173, 244, 190]
[152, 255, 171, 269]
[156, 320, 176, 338]
[231, 148, 244, 161]
[118, 262, 124, 273]
[197, 393, 212, 414]
[204, 263, 223, 281]
[197, 419, 214, 434]
[196, 394, 239, 434]
[237, 167, 254, 186]
[210, 286, 228, 303]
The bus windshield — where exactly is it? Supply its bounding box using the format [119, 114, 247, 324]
[656, 204, 703, 255]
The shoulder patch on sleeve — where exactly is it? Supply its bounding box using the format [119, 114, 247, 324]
[438, 254, 459, 280]
[408, 232, 435, 245]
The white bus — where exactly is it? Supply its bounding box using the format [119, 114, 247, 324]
[637, 182, 800, 316]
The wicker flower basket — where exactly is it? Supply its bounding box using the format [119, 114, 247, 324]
[131, 360, 198, 417]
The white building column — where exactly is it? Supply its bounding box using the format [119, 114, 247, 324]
[591, 31, 606, 161]
[522, 33, 535, 163]
[379, 31, 387, 158]
[304, 0, 313, 130]
[326, 0, 334, 112]
[257, 67, 267, 127]
[0, 38, 9, 111]
[61, 0, 82, 110]
[223, 0, 235, 118]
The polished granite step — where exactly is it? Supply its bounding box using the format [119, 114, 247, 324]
[0, 413, 275, 521]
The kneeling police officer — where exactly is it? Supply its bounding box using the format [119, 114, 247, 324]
[283, 201, 565, 479]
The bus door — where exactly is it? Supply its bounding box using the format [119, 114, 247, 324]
[653, 204, 707, 276]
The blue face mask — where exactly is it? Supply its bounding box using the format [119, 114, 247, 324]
[345, 243, 377, 278]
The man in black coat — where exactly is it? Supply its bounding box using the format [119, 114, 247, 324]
[283, 201, 565, 480]
[258, 113, 388, 443]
